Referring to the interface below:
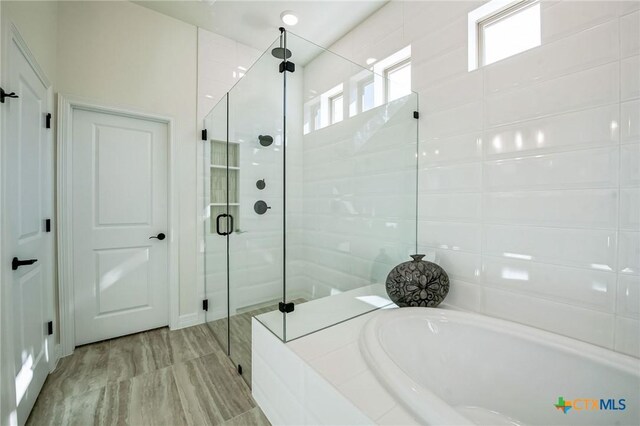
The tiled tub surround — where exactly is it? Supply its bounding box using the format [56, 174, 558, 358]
[252, 310, 402, 425]
[253, 301, 639, 426]
[301, 0, 640, 357]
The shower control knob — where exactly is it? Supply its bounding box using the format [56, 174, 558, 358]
[256, 179, 266, 190]
[254, 201, 271, 215]
[258, 135, 273, 146]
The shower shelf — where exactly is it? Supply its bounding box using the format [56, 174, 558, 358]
[210, 165, 240, 170]
[209, 139, 240, 234]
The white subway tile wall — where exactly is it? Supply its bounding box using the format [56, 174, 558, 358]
[303, 0, 640, 357]
[297, 96, 418, 302]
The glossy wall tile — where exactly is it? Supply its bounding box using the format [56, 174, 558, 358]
[310, 0, 640, 357]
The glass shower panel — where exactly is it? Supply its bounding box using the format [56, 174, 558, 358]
[204, 29, 418, 361]
[226, 38, 285, 384]
[204, 94, 230, 354]
[282, 33, 419, 341]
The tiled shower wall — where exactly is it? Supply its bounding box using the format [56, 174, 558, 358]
[309, 0, 640, 357]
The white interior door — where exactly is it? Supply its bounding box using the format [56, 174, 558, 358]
[72, 108, 169, 346]
[4, 33, 55, 424]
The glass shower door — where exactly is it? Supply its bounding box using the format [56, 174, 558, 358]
[204, 94, 230, 354]
[225, 37, 286, 385]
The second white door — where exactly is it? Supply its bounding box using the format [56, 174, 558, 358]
[72, 108, 169, 346]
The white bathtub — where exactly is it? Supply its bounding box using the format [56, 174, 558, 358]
[360, 308, 639, 426]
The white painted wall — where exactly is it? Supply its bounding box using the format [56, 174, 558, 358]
[56, 0, 200, 317]
[304, 0, 640, 357]
[2, 1, 58, 85]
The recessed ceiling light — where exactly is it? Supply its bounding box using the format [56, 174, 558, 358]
[366, 57, 377, 65]
[280, 10, 298, 26]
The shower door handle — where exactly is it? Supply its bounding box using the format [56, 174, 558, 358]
[216, 213, 228, 236]
[216, 214, 234, 236]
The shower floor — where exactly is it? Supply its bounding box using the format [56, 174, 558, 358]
[207, 298, 307, 386]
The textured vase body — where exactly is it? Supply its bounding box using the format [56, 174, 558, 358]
[385, 254, 449, 307]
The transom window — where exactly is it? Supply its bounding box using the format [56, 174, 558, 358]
[385, 58, 412, 102]
[329, 93, 344, 124]
[469, 0, 541, 70]
[302, 46, 412, 134]
[359, 76, 375, 113]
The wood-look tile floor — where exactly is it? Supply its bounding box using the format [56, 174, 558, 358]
[208, 298, 308, 387]
[27, 324, 270, 426]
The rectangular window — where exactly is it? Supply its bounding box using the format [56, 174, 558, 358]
[385, 59, 411, 102]
[469, 0, 541, 70]
[330, 93, 344, 124]
[359, 76, 375, 113]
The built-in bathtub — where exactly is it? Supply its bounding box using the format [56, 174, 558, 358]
[360, 308, 640, 426]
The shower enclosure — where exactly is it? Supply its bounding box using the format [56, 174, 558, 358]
[202, 29, 418, 385]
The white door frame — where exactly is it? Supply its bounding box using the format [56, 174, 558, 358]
[1, 20, 54, 424]
[57, 95, 179, 356]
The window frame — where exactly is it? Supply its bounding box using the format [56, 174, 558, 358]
[357, 74, 375, 114]
[383, 58, 411, 103]
[373, 45, 412, 108]
[468, 0, 540, 71]
[478, 0, 539, 67]
[329, 92, 344, 125]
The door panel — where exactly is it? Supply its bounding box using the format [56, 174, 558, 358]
[95, 247, 151, 315]
[17, 77, 43, 238]
[72, 109, 169, 345]
[95, 125, 152, 226]
[204, 96, 229, 355]
[4, 36, 54, 424]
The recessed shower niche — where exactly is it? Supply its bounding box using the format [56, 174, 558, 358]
[209, 140, 239, 233]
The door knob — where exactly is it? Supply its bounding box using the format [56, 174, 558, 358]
[12, 257, 37, 271]
[149, 233, 166, 241]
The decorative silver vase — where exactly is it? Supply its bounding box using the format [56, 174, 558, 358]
[385, 254, 449, 307]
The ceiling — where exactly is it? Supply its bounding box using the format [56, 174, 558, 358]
[133, 0, 387, 53]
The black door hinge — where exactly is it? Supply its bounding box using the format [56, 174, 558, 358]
[237, 364, 243, 375]
[44, 218, 51, 232]
[202, 299, 209, 311]
[413, 111, 420, 119]
[279, 61, 295, 73]
[45, 113, 52, 129]
[47, 321, 53, 336]
[201, 129, 208, 141]
[0, 87, 19, 103]
[278, 301, 294, 313]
